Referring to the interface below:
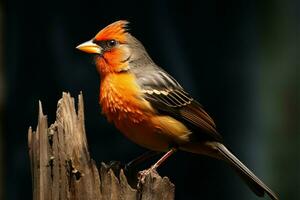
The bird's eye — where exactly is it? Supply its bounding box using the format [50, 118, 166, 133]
[107, 40, 117, 47]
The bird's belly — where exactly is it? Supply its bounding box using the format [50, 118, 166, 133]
[101, 94, 192, 151]
[114, 116, 171, 151]
[110, 112, 192, 151]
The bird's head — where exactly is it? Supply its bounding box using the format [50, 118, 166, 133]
[76, 20, 148, 76]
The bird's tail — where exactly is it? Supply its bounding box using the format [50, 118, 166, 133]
[216, 143, 279, 200]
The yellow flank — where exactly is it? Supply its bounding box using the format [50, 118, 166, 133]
[99, 72, 192, 151]
[151, 116, 191, 144]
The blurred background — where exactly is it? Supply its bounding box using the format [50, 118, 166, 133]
[1, 0, 299, 199]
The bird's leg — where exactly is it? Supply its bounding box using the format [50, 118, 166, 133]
[138, 148, 177, 183]
[125, 151, 160, 170]
[150, 148, 176, 170]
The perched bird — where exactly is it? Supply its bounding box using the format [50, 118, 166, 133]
[76, 20, 278, 200]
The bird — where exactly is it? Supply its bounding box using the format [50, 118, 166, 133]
[76, 20, 279, 200]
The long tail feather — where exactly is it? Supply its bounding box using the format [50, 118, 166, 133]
[216, 144, 279, 200]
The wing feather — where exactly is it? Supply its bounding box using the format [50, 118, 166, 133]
[131, 65, 222, 142]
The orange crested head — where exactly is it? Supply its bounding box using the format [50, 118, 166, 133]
[94, 20, 129, 43]
[76, 20, 133, 75]
[76, 20, 149, 76]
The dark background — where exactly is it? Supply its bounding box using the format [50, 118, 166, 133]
[1, 0, 299, 199]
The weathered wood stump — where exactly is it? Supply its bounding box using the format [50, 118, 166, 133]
[28, 92, 175, 200]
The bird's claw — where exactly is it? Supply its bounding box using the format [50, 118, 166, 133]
[137, 167, 157, 186]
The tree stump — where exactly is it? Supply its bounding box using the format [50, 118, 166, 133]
[28, 92, 175, 200]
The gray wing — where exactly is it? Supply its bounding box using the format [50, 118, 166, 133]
[130, 65, 222, 142]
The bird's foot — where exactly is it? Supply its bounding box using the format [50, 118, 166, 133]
[137, 166, 157, 186]
[137, 149, 176, 188]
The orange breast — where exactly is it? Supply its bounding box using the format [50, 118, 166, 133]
[99, 73, 191, 151]
[100, 73, 153, 122]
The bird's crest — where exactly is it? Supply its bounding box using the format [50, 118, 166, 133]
[95, 20, 129, 43]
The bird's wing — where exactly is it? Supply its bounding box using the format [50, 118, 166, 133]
[132, 66, 222, 142]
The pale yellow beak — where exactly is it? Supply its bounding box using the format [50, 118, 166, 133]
[76, 40, 103, 54]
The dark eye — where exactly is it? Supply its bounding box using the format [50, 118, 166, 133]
[107, 40, 117, 47]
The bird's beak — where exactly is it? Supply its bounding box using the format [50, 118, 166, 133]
[76, 40, 103, 55]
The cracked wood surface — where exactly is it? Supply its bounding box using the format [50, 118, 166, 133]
[28, 92, 175, 200]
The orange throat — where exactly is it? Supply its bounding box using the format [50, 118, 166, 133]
[95, 54, 128, 76]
